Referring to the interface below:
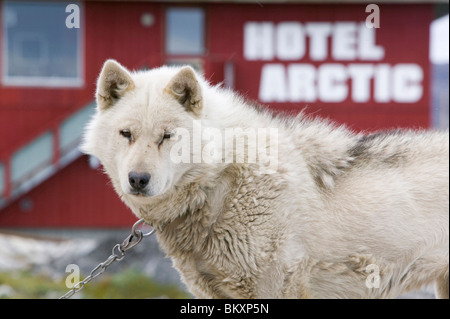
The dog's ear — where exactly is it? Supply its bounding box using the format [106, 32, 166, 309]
[165, 66, 203, 115]
[96, 59, 135, 111]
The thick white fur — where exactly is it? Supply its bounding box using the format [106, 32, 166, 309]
[82, 60, 449, 299]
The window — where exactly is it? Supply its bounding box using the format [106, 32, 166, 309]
[59, 102, 95, 154]
[11, 132, 53, 185]
[2, 1, 83, 87]
[166, 8, 205, 55]
[165, 58, 204, 74]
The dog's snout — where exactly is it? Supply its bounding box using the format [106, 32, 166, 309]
[128, 172, 150, 191]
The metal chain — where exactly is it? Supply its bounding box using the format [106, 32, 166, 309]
[59, 218, 155, 299]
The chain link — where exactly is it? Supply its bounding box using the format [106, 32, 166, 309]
[59, 218, 155, 299]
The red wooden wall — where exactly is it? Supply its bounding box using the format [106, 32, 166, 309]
[0, 2, 163, 227]
[0, 156, 136, 227]
[0, 1, 163, 160]
[207, 3, 432, 131]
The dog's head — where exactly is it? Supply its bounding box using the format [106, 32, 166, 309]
[82, 60, 205, 202]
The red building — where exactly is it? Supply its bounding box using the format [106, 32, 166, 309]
[0, 1, 436, 228]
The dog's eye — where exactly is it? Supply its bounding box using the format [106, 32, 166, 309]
[163, 132, 173, 140]
[159, 132, 173, 146]
[120, 129, 132, 140]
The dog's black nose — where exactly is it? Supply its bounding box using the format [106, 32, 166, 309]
[128, 172, 150, 191]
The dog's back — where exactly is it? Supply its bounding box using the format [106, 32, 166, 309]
[286, 129, 449, 298]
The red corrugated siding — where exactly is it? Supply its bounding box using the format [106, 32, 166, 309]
[0, 1, 163, 159]
[0, 2, 163, 227]
[0, 156, 136, 227]
[208, 3, 432, 132]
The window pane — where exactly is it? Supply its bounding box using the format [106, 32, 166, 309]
[59, 102, 96, 153]
[2, 1, 82, 86]
[11, 132, 53, 184]
[166, 59, 204, 74]
[166, 8, 204, 55]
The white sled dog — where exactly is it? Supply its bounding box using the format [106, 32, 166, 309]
[82, 60, 449, 299]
